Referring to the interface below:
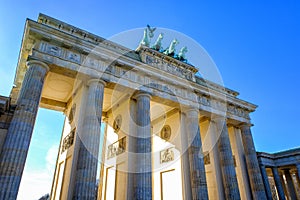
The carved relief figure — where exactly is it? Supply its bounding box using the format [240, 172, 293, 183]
[107, 137, 126, 159]
[160, 148, 174, 163]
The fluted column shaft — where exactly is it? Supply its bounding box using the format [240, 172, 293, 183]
[259, 165, 273, 200]
[73, 79, 106, 200]
[185, 108, 208, 200]
[240, 124, 267, 199]
[134, 92, 152, 200]
[215, 118, 241, 200]
[0, 60, 49, 199]
[284, 169, 297, 200]
[272, 167, 286, 200]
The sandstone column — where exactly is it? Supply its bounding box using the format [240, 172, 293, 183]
[180, 111, 192, 200]
[215, 118, 241, 200]
[133, 92, 152, 200]
[240, 124, 267, 199]
[73, 79, 106, 199]
[0, 60, 49, 199]
[284, 169, 297, 200]
[259, 165, 273, 200]
[185, 108, 208, 200]
[272, 167, 286, 200]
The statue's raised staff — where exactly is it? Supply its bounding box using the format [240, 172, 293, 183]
[163, 38, 179, 57]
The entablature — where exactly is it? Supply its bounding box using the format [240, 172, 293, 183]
[257, 149, 300, 167]
[13, 13, 258, 124]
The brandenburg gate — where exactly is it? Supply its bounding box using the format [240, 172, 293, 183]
[0, 14, 268, 199]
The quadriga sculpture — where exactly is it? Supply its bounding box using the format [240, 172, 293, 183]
[163, 38, 179, 57]
[151, 33, 164, 51]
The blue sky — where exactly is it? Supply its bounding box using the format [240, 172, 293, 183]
[0, 0, 299, 199]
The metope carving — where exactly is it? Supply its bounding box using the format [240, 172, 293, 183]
[160, 148, 174, 163]
[107, 136, 126, 159]
[61, 129, 75, 153]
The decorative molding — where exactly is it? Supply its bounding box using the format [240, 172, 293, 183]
[113, 115, 122, 133]
[160, 125, 171, 141]
[34, 41, 251, 120]
[36, 42, 253, 121]
[138, 45, 197, 82]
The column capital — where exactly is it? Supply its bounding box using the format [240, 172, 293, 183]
[87, 79, 106, 87]
[238, 122, 253, 129]
[26, 60, 49, 72]
[182, 106, 199, 115]
[210, 116, 227, 125]
[132, 90, 152, 100]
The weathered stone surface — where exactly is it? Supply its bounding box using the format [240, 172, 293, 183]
[215, 118, 241, 200]
[240, 124, 267, 200]
[296, 163, 300, 184]
[133, 92, 152, 200]
[180, 112, 193, 200]
[185, 108, 208, 200]
[284, 169, 297, 200]
[259, 165, 273, 200]
[73, 79, 106, 199]
[271, 167, 286, 200]
[0, 60, 49, 199]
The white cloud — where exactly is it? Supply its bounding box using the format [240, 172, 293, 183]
[46, 144, 59, 173]
[17, 170, 53, 200]
[17, 144, 59, 200]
